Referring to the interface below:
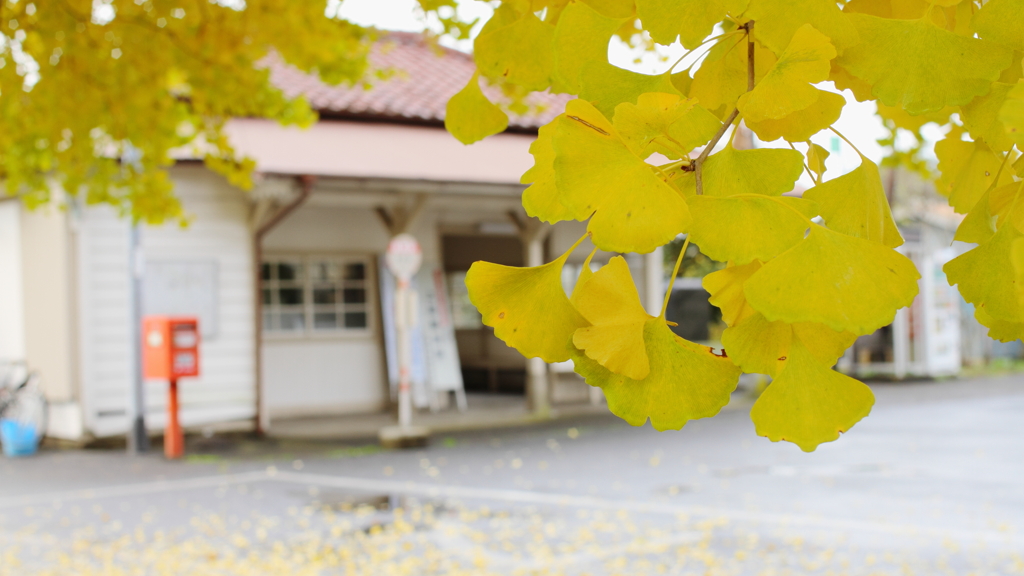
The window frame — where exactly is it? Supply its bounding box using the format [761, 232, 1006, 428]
[261, 252, 376, 340]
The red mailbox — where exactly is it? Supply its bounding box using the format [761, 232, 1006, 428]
[142, 316, 199, 459]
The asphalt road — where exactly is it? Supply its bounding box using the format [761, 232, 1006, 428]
[1, 375, 1023, 575]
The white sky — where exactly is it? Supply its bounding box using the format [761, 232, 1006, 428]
[336, 0, 921, 187]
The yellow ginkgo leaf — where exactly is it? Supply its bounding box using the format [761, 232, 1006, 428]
[722, 313, 857, 376]
[635, 0, 748, 48]
[973, 0, 1024, 52]
[721, 313, 791, 376]
[687, 195, 817, 264]
[1000, 82, 1024, 150]
[953, 189, 996, 244]
[690, 35, 778, 118]
[838, 14, 1013, 114]
[803, 156, 903, 248]
[807, 142, 830, 182]
[975, 305, 1024, 343]
[552, 99, 692, 253]
[703, 261, 762, 327]
[829, 60, 874, 102]
[944, 222, 1024, 323]
[579, 62, 681, 117]
[466, 237, 589, 363]
[521, 121, 589, 224]
[744, 225, 920, 335]
[612, 93, 722, 159]
[737, 25, 837, 123]
[571, 321, 741, 431]
[445, 73, 509, 145]
[744, 90, 845, 143]
[744, 0, 860, 55]
[677, 146, 805, 197]
[572, 256, 653, 380]
[935, 138, 1011, 213]
[551, 1, 627, 94]
[750, 339, 875, 452]
[962, 82, 1016, 152]
[474, 12, 555, 92]
[876, 102, 957, 133]
[580, 0, 635, 19]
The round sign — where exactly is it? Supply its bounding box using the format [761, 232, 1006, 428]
[385, 233, 423, 282]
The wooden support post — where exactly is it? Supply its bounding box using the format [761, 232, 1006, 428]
[165, 379, 184, 459]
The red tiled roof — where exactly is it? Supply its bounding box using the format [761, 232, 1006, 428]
[268, 32, 568, 131]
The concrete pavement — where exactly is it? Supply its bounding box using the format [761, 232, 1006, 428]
[1, 375, 1022, 575]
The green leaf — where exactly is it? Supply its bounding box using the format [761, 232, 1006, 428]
[807, 142, 830, 182]
[962, 82, 1016, 152]
[744, 90, 845, 143]
[954, 189, 996, 244]
[474, 12, 555, 92]
[722, 313, 856, 376]
[803, 157, 903, 248]
[677, 147, 805, 198]
[737, 24, 836, 123]
[973, 0, 1024, 52]
[1000, 82, 1024, 151]
[445, 73, 509, 145]
[552, 99, 692, 253]
[703, 261, 762, 327]
[690, 35, 778, 118]
[572, 256, 653, 380]
[571, 320, 741, 431]
[744, 0, 860, 55]
[466, 241, 588, 363]
[944, 221, 1024, 323]
[552, 1, 627, 94]
[838, 14, 1013, 114]
[687, 195, 818, 264]
[750, 339, 875, 452]
[635, 0, 748, 48]
[521, 121, 590, 224]
[611, 92, 722, 159]
[744, 225, 920, 335]
[579, 62, 681, 118]
[935, 138, 1011, 214]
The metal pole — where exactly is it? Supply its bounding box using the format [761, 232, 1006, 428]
[127, 223, 149, 454]
[396, 280, 412, 428]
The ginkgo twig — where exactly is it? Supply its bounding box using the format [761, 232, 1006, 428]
[828, 126, 865, 159]
[695, 21, 754, 196]
[666, 30, 743, 75]
[788, 141, 818, 184]
[660, 235, 691, 318]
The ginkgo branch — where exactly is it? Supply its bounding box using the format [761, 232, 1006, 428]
[828, 126, 864, 159]
[694, 21, 754, 196]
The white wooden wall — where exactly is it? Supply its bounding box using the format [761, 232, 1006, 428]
[261, 200, 393, 418]
[77, 165, 256, 437]
[0, 202, 24, 361]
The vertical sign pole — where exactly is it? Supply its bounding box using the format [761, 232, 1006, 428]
[165, 378, 183, 459]
[396, 279, 412, 428]
[127, 223, 149, 455]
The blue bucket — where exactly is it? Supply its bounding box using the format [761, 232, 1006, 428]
[0, 418, 39, 457]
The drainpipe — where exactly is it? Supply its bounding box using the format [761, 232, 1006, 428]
[252, 175, 315, 435]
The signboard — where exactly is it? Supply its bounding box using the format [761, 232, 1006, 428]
[385, 234, 422, 283]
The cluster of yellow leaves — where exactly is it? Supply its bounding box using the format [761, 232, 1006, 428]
[448, 0, 999, 450]
[1, 0, 378, 222]
[445, 0, 1024, 453]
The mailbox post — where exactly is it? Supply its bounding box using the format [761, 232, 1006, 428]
[142, 316, 200, 459]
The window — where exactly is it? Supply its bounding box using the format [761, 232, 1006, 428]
[262, 256, 371, 334]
